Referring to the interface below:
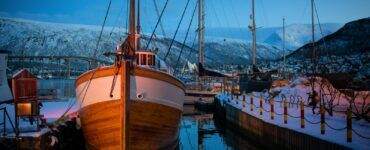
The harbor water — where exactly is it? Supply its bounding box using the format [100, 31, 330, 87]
[37, 79, 263, 150]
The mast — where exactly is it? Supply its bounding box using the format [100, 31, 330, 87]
[311, 0, 316, 68]
[282, 18, 286, 75]
[310, 0, 316, 94]
[137, 0, 141, 50]
[198, 0, 205, 65]
[250, 0, 257, 66]
[126, 0, 139, 56]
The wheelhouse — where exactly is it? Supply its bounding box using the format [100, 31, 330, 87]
[135, 51, 156, 67]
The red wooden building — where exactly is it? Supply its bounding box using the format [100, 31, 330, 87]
[11, 69, 41, 132]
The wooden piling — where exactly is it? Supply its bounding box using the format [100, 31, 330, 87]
[270, 98, 274, 120]
[250, 96, 254, 112]
[347, 108, 352, 142]
[320, 105, 325, 134]
[259, 96, 263, 116]
[300, 101, 305, 128]
[283, 100, 287, 124]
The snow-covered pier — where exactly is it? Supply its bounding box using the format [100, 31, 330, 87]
[214, 77, 370, 149]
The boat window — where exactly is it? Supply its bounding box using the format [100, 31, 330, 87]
[152, 55, 155, 66]
[141, 54, 147, 65]
[148, 55, 153, 66]
[136, 54, 139, 64]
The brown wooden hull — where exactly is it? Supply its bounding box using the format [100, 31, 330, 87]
[76, 62, 184, 149]
[79, 100, 182, 150]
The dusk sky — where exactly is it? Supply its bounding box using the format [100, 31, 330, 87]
[0, 0, 369, 31]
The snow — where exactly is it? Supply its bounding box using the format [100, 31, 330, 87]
[216, 77, 370, 149]
[0, 99, 79, 134]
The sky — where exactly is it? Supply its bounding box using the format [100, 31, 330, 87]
[0, 0, 369, 32]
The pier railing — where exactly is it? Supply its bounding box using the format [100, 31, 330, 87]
[0, 107, 17, 137]
[224, 93, 370, 142]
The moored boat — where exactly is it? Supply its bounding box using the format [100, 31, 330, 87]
[75, 0, 185, 149]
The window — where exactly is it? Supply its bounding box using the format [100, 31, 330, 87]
[141, 54, 147, 65]
[148, 55, 153, 66]
[152, 55, 156, 66]
[135, 54, 139, 64]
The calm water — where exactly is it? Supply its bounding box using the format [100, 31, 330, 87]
[39, 79, 262, 150]
[180, 105, 262, 150]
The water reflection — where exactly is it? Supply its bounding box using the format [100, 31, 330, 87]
[180, 105, 262, 150]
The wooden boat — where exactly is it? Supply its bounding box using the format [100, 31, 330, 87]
[75, 0, 185, 149]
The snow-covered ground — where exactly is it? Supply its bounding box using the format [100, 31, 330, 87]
[216, 77, 370, 149]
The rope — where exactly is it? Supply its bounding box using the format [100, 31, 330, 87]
[174, 2, 198, 72]
[262, 106, 271, 113]
[352, 128, 370, 139]
[275, 111, 284, 116]
[56, 67, 99, 122]
[179, 33, 197, 77]
[152, 0, 167, 37]
[163, 0, 191, 61]
[92, 0, 112, 59]
[324, 122, 346, 131]
[107, 1, 124, 41]
[145, 0, 170, 50]
[287, 113, 301, 119]
[304, 117, 321, 124]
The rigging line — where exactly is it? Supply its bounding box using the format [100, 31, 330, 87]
[259, 0, 269, 27]
[313, 1, 328, 56]
[163, 0, 191, 61]
[300, 0, 309, 24]
[210, 1, 232, 36]
[92, 0, 112, 59]
[57, 67, 100, 121]
[216, 0, 230, 27]
[174, 1, 198, 72]
[209, 0, 232, 39]
[145, 0, 170, 50]
[108, 1, 125, 40]
[152, 0, 167, 37]
[180, 31, 197, 76]
[228, 0, 246, 33]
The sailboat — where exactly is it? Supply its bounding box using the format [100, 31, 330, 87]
[75, 0, 185, 149]
[239, 0, 273, 93]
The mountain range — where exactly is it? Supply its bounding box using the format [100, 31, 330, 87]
[0, 17, 343, 68]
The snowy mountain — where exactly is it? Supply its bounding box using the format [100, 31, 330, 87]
[191, 23, 342, 51]
[288, 18, 369, 58]
[0, 17, 283, 68]
[263, 23, 342, 50]
[278, 18, 370, 90]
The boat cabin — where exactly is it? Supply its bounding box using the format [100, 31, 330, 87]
[134, 51, 176, 75]
[135, 51, 156, 67]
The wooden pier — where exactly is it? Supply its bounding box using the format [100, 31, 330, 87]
[214, 97, 350, 150]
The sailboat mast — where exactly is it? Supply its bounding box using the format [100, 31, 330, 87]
[251, 0, 257, 66]
[137, 0, 141, 50]
[311, 0, 315, 62]
[198, 0, 205, 65]
[127, 0, 139, 54]
[310, 0, 316, 93]
[283, 18, 286, 74]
